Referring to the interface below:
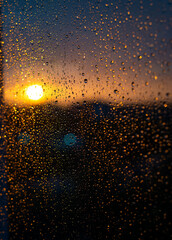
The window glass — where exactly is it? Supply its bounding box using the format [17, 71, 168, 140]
[1, 0, 171, 239]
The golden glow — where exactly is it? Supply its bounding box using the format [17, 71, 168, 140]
[26, 85, 43, 100]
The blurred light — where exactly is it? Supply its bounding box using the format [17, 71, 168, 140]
[18, 132, 30, 144]
[26, 85, 43, 100]
[64, 133, 77, 146]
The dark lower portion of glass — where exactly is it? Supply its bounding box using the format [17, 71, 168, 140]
[5, 103, 171, 240]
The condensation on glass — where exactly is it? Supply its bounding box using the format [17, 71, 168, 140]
[1, 0, 171, 239]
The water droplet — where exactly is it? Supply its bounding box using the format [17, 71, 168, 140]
[114, 89, 119, 94]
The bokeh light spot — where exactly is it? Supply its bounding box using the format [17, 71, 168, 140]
[64, 133, 77, 146]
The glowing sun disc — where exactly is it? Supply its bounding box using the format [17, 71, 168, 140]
[26, 85, 43, 100]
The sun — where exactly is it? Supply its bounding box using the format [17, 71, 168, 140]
[26, 85, 43, 100]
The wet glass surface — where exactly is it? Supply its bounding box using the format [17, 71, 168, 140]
[0, 0, 171, 239]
